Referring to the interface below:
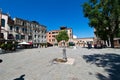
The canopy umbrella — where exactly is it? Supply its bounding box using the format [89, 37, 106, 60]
[18, 42, 30, 45]
[28, 42, 33, 45]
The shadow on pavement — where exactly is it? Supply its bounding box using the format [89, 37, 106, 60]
[0, 49, 25, 55]
[0, 59, 3, 63]
[83, 53, 120, 80]
[13, 74, 25, 80]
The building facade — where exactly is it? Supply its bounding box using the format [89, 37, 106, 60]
[1, 13, 11, 40]
[13, 18, 32, 42]
[46, 30, 59, 45]
[31, 21, 47, 47]
[0, 13, 47, 47]
[72, 37, 94, 47]
[94, 28, 120, 48]
[46, 26, 73, 46]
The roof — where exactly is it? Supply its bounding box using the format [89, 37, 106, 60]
[114, 38, 120, 40]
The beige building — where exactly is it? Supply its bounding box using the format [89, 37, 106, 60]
[72, 37, 94, 47]
[94, 28, 120, 48]
[0, 13, 47, 47]
[13, 18, 47, 46]
[46, 27, 73, 46]
[113, 38, 120, 48]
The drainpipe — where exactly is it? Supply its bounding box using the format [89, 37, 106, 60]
[0, 9, 2, 34]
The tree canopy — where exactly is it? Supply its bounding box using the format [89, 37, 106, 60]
[56, 30, 69, 42]
[83, 0, 120, 48]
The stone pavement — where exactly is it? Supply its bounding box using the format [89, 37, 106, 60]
[0, 47, 120, 80]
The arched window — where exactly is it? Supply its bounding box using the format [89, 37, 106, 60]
[1, 19, 5, 27]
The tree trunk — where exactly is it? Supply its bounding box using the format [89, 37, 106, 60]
[107, 39, 109, 47]
[110, 35, 114, 48]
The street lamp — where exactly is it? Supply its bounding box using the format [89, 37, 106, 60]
[62, 40, 67, 61]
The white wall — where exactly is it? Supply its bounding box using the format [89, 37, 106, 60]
[1, 14, 9, 39]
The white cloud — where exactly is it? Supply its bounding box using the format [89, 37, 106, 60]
[73, 35, 77, 39]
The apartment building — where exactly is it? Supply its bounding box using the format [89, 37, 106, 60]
[0, 13, 47, 47]
[13, 18, 32, 42]
[47, 26, 73, 46]
[46, 30, 59, 45]
[31, 21, 47, 46]
[13, 18, 47, 46]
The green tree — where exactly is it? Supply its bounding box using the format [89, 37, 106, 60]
[56, 30, 69, 43]
[83, 0, 120, 48]
[116, 29, 120, 37]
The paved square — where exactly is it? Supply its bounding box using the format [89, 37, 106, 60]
[63, 58, 75, 65]
[0, 47, 120, 80]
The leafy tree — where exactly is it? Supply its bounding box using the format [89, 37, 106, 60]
[56, 30, 69, 61]
[56, 30, 69, 43]
[83, 0, 120, 48]
[116, 29, 120, 37]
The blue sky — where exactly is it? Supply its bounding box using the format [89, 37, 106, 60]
[0, 0, 94, 38]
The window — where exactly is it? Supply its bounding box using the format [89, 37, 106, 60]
[1, 19, 5, 27]
[38, 40, 40, 43]
[119, 40, 120, 44]
[52, 35, 55, 37]
[42, 35, 43, 38]
[34, 40, 36, 42]
[52, 39, 55, 42]
[42, 31, 44, 33]
[8, 34, 14, 39]
[16, 35, 19, 40]
[0, 33, 4, 38]
[25, 28, 27, 32]
[38, 35, 40, 38]
[22, 28, 24, 32]
[34, 35, 36, 38]
[44, 36, 46, 38]
[28, 36, 32, 40]
[30, 30, 32, 33]
[16, 26, 19, 31]
[10, 26, 13, 31]
[21, 35, 25, 39]
[22, 22, 26, 26]
[52, 32, 55, 34]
